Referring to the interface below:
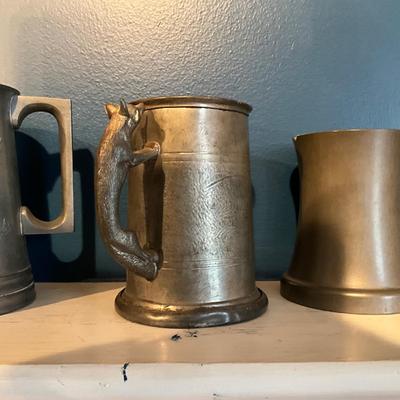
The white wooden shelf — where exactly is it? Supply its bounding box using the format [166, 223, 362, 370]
[0, 281, 399, 399]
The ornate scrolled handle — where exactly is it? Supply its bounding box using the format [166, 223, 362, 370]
[95, 100, 160, 281]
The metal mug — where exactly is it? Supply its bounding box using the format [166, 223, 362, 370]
[0, 84, 74, 314]
[96, 96, 267, 327]
[282, 129, 400, 314]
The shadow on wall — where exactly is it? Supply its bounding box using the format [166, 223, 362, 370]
[16, 131, 96, 281]
[290, 166, 300, 222]
[9, 8, 130, 280]
[251, 145, 298, 280]
[8, 1, 318, 280]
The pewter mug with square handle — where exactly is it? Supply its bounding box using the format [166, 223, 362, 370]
[96, 96, 267, 327]
[0, 84, 74, 314]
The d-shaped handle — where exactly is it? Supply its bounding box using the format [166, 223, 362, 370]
[11, 96, 74, 235]
[95, 101, 160, 281]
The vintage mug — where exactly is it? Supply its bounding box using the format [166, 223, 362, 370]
[282, 129, 400, 314]
[0, 84, 74, 314]
[96, 96, 267, 327]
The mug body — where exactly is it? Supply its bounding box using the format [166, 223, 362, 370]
[115, 96, 267, 327]
[0, 85, 34, 314]
[282, 129, 400, 314]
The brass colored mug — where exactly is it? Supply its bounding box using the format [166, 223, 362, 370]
[282, 129, 400, 314]
[96, 96, 267, 327]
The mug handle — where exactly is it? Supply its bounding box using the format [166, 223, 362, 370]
[11, 96, 74, 234]
[95, 101, 160, 281]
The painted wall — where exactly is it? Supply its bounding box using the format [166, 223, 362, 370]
[1, 0, 400, 280]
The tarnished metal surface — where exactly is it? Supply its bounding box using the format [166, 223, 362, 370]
[282, 129, 400, 314]
[0, 84, 74, 314]
[96, 96, 267, 327]
[96, 100, 160, 281]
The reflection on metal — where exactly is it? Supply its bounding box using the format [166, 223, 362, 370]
[282, 129, 400, 314]
[0, 84, 74, 315]
[96, 96, 267, 327]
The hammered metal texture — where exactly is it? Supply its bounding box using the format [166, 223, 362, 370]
[96, 97, 267, 327]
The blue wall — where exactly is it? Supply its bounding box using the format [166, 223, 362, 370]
[2, 0, 400, 280]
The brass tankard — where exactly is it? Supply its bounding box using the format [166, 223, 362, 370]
[0, 84, 74, 314]
[282, 129, 400, 314]
[96, 96, 267, 327]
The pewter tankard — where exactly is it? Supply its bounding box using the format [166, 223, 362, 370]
[281, 129, 400, 314]
[0, 84, 73, 314]
[96, 96, 267, 327]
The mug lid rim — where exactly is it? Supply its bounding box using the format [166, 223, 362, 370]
[129, 96, 252, 115]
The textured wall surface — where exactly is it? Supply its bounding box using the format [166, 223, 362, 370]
[1, 0, 400, 280]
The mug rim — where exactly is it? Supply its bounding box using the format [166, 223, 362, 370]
[129, 95, 252, 115]
[0, 84, 19, 95]
[294, 128, 400, 141]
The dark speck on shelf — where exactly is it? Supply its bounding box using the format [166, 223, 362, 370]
[170, 334, 182, 341]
